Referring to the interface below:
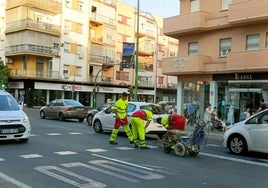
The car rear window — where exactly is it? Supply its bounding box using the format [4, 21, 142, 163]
[65, 100, 83, 106]
[0, 95, 20, 111]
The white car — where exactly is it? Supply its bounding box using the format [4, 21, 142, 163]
[223, 109, 268, 155]
[0, 90, 31, 142]
[92, 102, 167, 137]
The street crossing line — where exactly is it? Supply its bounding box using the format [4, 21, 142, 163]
[20, 154, 43, 159]
[54, 151, 77, 155]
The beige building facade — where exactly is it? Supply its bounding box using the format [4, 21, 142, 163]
[163, 0, 268, 123]
[1, 0, 178, 108]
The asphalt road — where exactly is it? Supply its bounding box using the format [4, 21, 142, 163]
[0, 108, 268, 188]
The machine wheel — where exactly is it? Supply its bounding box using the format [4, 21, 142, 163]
[93, 120, 103, 133]
[163, 144, 171, 153]
[174, 143, 186, 157]
[40, 110, 46, 119]
[228, 134, 248, 155]
[188, 144, 200, 156]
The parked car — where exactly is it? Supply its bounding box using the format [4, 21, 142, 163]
[0, 90, 31, 142]
[40, 99, 88, 122]
[92, 102, 167, 137]
[86, 101, 114, 126]
[223, 109, 268, 155]
[158, 101, 176, 114]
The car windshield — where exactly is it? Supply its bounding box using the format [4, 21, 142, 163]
[0, 95, 20, 111]
[64, 100, 83, 106]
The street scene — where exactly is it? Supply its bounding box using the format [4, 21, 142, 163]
[0, 108, 268, 188]
[1, 0, 268, 187]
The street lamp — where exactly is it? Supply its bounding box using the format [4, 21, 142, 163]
[134, 0, 140, 101]
[134, 9, 159, 103]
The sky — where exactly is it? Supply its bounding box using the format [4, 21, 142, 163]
[120, 0, 180, 18]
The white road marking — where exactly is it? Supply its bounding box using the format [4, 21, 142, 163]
[69, 132, 83, 135]
[54, 151, 77, 155]
[20, 154, 43, 159]
[34, 165, 106, 188]
[0, 172, 32, 188]
[47, 133, 61, 136]
[30, 134, 37, 137]
[0, 157, 5, 161]
[116, 146, 134, 150]
[86, 148, 107, 152]
[206, 144, 221, 147]
[92, 154, 155, 171]
[200, 152, 268, 168]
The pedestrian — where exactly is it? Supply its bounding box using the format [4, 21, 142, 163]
[109, 92, 133, 145]
[17, 93, 24, 110]
[256, 99, 267, 112]
[204, 103, 212, 123]
[241, 107, 251, 121]
[130, 109, 153, 149]
[187, 101, 195, 126]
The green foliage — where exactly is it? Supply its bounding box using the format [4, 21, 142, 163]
[0, 60, 11, 89]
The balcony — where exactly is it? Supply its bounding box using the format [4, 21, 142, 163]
[6, 0, 61, 14]
[228, 0, 268, 25]
[9, 68, 60, 80]
[6, 19, 61, 35]
[162, 55, 211, 76]
[90, 13, 115, 26]
[89, 54, 115, 65]
[5, 44, 53, 57]
[163, 11, 211, 38]
[226, 49, 268, 72]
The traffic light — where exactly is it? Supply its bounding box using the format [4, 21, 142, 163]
[127, 85, 135, 100]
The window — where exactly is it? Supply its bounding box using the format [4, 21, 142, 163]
[219, 38, 231, 57]
[78, 1, 83, 11]
[246, 34, 259, 50]
[188, 42, 198, 56]
[76, 66, 82, 76]
[190, 0, 200, 12]
[222, 0, 232, 10]
[64, 43, 70, 53]
[65, 0, 71, 8]
[265, 33, 268, 48]
[77, 23, 82, 33]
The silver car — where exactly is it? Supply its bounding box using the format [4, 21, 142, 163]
[0, 90, 31, 142]
[92, 102, 167, 137]
[40, 99, 88, 122]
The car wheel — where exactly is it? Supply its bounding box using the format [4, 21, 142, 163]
[40, 110, 46, 119]
[228, 134, 248, 155]
[58, 112, 65, 121]
[87, 114, 93, 126]
[93, 120, 103, 133]
[78, 118, 84, 122]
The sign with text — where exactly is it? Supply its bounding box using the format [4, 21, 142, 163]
[121, 42, 135, 69]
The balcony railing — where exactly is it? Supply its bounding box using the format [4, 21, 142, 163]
[6, 44, 53, 56]
[6, 0, 62, 14]
[6, 19, 61, 35]
[10, 69, 60, 79]
[89, 54, 115, 64]
[90, 13, 115, 26]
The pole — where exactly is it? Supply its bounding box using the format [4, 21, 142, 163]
[134, 0, 140, 101]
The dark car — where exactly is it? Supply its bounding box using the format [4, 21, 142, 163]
[40, 99, 88, 122]
[86, 102, 114, 125]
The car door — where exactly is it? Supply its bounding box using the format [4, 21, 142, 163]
[246, 110, 268, 151]
[45, 100, 56, 117]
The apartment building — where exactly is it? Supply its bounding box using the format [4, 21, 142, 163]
[2, 0, 178, 108]
[163, 0, 268, 122]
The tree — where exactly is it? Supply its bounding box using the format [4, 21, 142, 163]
[0, 60, 11, 89]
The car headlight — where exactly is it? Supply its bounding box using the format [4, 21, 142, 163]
[23, 115, 29, 123]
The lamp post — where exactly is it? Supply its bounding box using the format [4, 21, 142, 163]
[135, 10, 159, 103]
[134, 0, 140, 101]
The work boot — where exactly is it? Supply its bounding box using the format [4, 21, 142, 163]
[109, 141, 118, 145]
